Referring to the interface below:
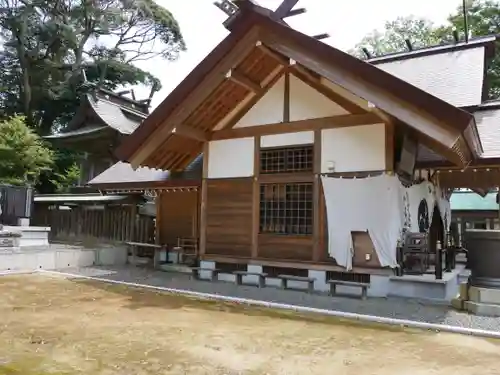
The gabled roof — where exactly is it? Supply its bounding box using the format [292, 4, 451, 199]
[45, 89, 148, 141]
[115, 3, 479, 170]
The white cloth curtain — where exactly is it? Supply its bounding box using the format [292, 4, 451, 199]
[321, 175, 402, 270]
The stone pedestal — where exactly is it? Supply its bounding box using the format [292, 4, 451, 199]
[463, 286, 500, 317]
[453, 283, 500, 317]
[0, 226, 21, 251]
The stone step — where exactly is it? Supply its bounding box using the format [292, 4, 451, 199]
[469, 286, 500, 305]
[464, 300, 500, 317]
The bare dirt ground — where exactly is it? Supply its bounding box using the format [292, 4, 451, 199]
[0, 274, 498, 375]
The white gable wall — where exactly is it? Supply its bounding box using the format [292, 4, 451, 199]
[321, 123, 386, 173]
[289, 75, 348, 121]
[207, 138, 254, 179]
[234, 77, 285, 128]
[375, 47, 485, 107]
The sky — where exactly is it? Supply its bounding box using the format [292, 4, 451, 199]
[133, 0, 465, 109]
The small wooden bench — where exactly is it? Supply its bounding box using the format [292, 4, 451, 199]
[191, 267, 220, 282]
[233, 271, 268, 288]
[277, 274, 315, 293]
[125, 241, 166, 269]
[327, 280, 370, 300]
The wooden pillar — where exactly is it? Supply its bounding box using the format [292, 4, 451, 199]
[199, 143, 209, 256]
[252, 136, 260, 259]
[385, 122, 394, 172]
[312, 129, 322, 262]
[155, 192, 162, 245]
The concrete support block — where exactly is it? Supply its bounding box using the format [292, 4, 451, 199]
[469, 286, 500, 305]
[465, 301, 500, 317]
[451, 297, 464, 311]
[308, 270, 327, 292]
[459, 282, 469, 300]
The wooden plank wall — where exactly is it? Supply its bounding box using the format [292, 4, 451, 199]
[158, 190, 199, 247]
[205, 178, 253, 257]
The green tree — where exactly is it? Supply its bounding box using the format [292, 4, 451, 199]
[0, 116, 53, 186]
[0, 0, 185, 192]
[350, 16, 449, 58]
[351, 0, 500, 98]
[0, 0, 185, 134]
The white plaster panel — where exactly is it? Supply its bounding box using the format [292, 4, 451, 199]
[261, 131, 314, 148]
[290, 75, 348, 121]
[208, 138, 254, 179]
[321, 123, 385, 173]
[234, 76, 285, 128]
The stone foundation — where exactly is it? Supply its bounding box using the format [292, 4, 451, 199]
[198, 261, 462, 301]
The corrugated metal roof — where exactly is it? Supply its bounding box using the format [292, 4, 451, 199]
[450, 191, 498, 211]
[88, 154, 203, 187]
[34, 194, 128, 203]
[373, 47, 486, 107]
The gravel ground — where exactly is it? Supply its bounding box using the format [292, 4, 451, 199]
[53, 265, 500, 332]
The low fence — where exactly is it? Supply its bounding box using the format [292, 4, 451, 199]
[32, 204, 155, 244]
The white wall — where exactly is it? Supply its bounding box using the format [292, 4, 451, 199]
[208, 138, 254, 178]
[234, 76, 285, 128]
[321, 123, 385, 173]
[234, 74, 350, 129]
[289, 75, 348, 121]
[261, 131, 314, 148]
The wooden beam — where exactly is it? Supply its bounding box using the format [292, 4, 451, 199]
[129, 26, 260, 168]
[219, 66, 286, 131]
[312, 129, 321, 262]
[252, 135, 260, 259]
[284, 8, 306, 17]
[199, 142, 209, 257]
[262, 36, 462, 153]
[227, 69, 261, 92]
[211, 113, 381, 140]
[273, 0, 299, 20]
[290, 65, 367, 114]
[256, 41, 290, 66]
[283, 71, 290, 122]
[173, 125, 210, 142]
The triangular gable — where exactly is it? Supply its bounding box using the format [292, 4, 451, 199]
[116, 4, 479, 171]
[233, 74, 348, 128]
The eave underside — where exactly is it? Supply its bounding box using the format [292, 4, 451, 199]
[126, 22, 475, 171]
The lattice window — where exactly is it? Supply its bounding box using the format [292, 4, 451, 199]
[260, 145, 313, 174]
[259, 183, 313, 235]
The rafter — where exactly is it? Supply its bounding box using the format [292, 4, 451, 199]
[256, 41, 290, 66]
[173, 125, 210, 142]
[227, 69, 261, 92]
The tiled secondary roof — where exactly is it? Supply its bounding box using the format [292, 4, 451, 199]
[450, 190, 498, 211]
[369, 36, 496, 107]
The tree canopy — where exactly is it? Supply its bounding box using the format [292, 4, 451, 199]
[0, 0, 185, 135]
[0, 116, 53, 186]
[0, 0, 185, 191]
[351, 0, 500, 98]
